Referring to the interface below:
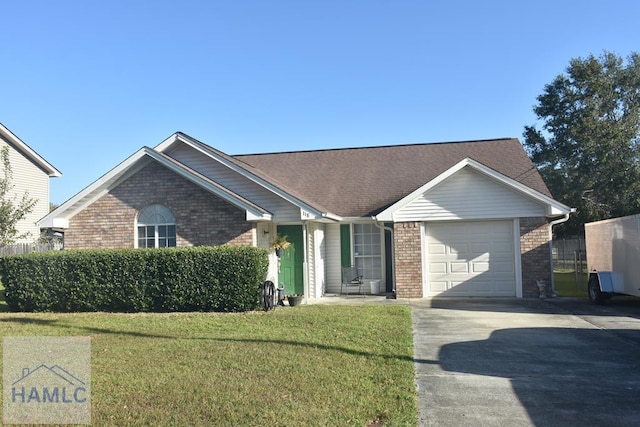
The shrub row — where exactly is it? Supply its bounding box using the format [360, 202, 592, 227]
[0, 246, 269, 313]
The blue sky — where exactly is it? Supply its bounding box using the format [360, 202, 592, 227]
[2, 0, 639, 204]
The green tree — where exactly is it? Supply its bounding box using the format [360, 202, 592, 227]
[523, 51, 640, 237]
[0, 145, 38, 245]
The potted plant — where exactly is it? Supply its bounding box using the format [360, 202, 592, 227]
[287, 294, 303, 306]
[270, 234, 291, 257]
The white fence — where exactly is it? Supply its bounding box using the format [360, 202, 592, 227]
[0, 242, 63, 257]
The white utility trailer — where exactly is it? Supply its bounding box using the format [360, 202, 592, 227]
[585, 214, 640, 303]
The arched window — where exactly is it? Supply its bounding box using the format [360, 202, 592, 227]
[137, 204, 176, 248]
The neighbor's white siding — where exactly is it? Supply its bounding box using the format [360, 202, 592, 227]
[394, 168, 546, 222]
[0, 139, 50, 243]
[325, 223, 342, 294]
[167, 144, 301, 221]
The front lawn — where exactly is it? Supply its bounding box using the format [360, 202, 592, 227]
[0, 305, 417, 426]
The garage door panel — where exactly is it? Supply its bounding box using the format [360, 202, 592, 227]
[472, 261, 489, 273]
[491, 241, 513, 253]
[428, 243, 446, 255]
[448, 244, 467, 257]
[430, 282, 448, 293]
[471, 242, 490, 255]
[429, 262, 447, 274]
[493, 261, 514, 273]
[425, 220, 516, 297]
[449, 279, 492, 294]
[451, 262, 469, 273]
[494, 280, 515, 292]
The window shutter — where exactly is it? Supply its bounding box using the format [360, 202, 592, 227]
[340, 224, 351, 267]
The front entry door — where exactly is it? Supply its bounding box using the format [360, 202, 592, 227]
[277, 225, 304, 295]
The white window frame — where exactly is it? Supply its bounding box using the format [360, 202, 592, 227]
[352, 223, 383, 281]
[136, 204, 177, 248]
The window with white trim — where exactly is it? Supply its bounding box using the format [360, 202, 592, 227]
[137, 204, 176, 248]
[353, 223, 382, 281]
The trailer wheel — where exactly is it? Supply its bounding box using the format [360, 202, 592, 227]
[588, 274, 606, 305]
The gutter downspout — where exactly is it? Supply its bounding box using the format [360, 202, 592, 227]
[373, 217, 395, 298]
[549, 212, 572, 295]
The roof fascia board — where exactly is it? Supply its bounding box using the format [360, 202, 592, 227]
[38, 149, 154, 228]
[0, 123, 62, 177]
[157, 132, 329, 219]
[375, 158, 572, 221]
[39, 147, 271, 228]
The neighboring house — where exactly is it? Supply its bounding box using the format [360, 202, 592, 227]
[39, 132, 572, 300]
[0, 123, 61, 244]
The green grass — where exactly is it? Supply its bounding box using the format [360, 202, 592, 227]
[553, 271, 588, 297]
[0, 305, 417, 426]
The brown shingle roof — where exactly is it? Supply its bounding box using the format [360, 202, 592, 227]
[233, 138, 551, 218]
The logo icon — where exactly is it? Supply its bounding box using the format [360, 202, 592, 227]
[11, 364, 88, 404]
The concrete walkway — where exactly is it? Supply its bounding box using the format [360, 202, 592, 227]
[411, 298, 640, 427]
[307, 294, 409, 305]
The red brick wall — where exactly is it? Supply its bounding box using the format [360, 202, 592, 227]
[519, 217, 551, 298]
[65, 160, 255, 249]
[394, 222, 423, 298]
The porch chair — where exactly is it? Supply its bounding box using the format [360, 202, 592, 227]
[340, 265, 365, 297]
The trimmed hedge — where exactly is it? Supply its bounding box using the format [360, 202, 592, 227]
[0, 246, 269, 313]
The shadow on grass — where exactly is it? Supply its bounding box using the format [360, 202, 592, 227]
[0, 316, 176, 339]
[0, 316, 419, 363]
[193, 336, 420, 363]
[0, 317, 58, 325]
[0, 288, 9, 313]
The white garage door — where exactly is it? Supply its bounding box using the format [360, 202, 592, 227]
[425, 220, 516, 296]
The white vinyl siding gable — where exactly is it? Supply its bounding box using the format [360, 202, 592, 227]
[394, 168, 546, 222]
[167, 144, 301, 221]
[0, 139, 50, 243]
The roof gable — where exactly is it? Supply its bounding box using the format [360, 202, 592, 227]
[376, 158, 572, 221]
[38, 147, 272, 228]
[0, 123, 61, 177]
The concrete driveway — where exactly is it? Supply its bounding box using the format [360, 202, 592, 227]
[412, 297, 640, 426]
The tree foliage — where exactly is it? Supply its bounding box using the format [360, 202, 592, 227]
[0, 145, 38, 245]
[524, 51, 640, 237]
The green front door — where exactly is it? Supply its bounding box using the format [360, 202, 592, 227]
[277, 225, 304, 295]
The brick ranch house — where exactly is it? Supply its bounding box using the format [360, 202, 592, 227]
[39, 132, 572, 301]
